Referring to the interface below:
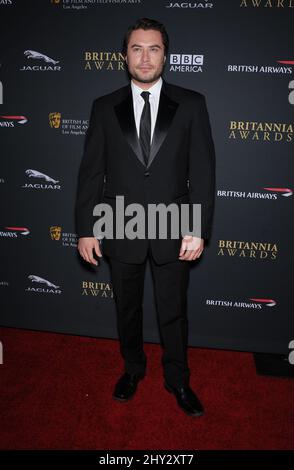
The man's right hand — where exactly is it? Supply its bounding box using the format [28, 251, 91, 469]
[77, 237, 102, 266]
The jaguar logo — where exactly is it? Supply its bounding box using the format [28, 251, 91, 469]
[25, 169, 59, 184]
[28, 275, 60, 289]
[24, 50, 59, 65]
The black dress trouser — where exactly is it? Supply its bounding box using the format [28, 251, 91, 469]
[109, 244, 191, 388]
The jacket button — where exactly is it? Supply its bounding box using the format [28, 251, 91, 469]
[144, 171, 150, 177]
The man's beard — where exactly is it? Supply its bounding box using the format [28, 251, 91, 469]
[130, 67, 163, 84]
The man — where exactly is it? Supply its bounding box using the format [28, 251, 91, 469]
[76, 18, 215, 417]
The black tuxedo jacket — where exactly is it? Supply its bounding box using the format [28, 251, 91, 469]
[75, 79, 215, 264]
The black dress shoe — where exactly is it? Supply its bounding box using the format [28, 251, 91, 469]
[164, 382, 204, 417]
[113, 372, 145, 402]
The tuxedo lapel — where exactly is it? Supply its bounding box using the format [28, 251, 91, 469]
[148, 83, 178, 169]
[114, 86, 146, 167]
[114, 80, 179, 169]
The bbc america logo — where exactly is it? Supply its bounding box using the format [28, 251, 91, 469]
[169, 54, 204, 72]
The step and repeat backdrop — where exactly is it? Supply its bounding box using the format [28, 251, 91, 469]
[0, 0, 293, 354]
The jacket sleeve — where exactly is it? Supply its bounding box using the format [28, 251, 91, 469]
[75, 99, 106, 238]
[188, 94, 216, 240]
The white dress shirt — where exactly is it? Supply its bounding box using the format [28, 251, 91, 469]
[131, 77, 163, 144]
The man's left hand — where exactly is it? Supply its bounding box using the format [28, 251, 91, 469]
[179, 236, 204, 261]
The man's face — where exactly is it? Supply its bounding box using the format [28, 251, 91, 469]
[126, 29, 166, 85]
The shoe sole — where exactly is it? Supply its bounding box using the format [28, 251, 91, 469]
[164, 383, 204, 417]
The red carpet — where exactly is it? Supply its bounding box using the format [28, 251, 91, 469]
[0, 327, 293, 450]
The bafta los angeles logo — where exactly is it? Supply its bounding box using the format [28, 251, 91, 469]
[49, 112, 88, 136]
[49, 228, 77, 247]
[50, 226, 62, 241]
[49, 112, 61, 129]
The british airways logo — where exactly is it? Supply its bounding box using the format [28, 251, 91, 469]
[0, 115, 28, 126]
[0, 227, 30, 237]
[206, 297, 277, 309]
